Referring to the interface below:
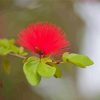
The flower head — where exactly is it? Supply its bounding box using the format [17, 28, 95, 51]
[17, 22, 69, 57]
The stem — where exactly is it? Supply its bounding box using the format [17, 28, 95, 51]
[53, 61, 64, 64]
[9, 53, 26, 59]
[47, 61, 64, 65]
[9, 53, 64, 64]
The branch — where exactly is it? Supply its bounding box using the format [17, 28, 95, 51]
[9, 53, 26, 59]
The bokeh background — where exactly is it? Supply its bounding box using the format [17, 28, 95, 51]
[0, 0, 100, 100]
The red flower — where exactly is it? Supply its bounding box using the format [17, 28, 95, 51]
[17, 22, 69, 56]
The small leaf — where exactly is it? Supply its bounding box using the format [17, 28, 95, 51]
[54, 65, 62, 78]
[0, 47, 11, 55]
[0, 39, 27, 56]
[23, 57, 41, 86]
[41, 57, 52, 63]
[62, 52, 69, 62]
[18, 47, 28, 56]
[63, 53, 94, 68]
[0, 39, 10, 47]
[38, 61, 56, 78]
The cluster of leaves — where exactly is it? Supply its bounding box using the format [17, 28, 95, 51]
[23, 57, 61, 85]
[23, 52, 94, 86]
[0, 39, 27, 56]
[0, 39, 94, 86]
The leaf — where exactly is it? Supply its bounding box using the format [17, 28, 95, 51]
[23, 57, 57, 85]
[0, 39, 11, 48]
[0, 39, 27, 56]
[0, 39, 18, 55]
[19, 47, 28, 56]
[0, 39, 12, 55]
[23, 57, 41, 86]
[62, 52, 69, 62]
[54, 65, 62, 78]
[38, 61, 56, 78]
[41, 58, 61, 78]
[63, 53, 94, 68]
[0, 47, 11, 55]
[41, 57, 52, 63]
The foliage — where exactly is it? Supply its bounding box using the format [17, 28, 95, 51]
[0, 39, 27, 56]
[0, 38, 94, 86]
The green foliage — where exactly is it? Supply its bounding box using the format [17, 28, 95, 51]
[54, 65, 62, 78]
[38, 61, 56, 78]
[0, 47, 11, 55]
[0, 39, 94, 86]
[23, 57, 41, 86]
[23, 57, 57, 85]
[62, 52, 69, 62]
[0, 39, 27, 56]
[37, 57, 56, 78]
[63, 52, 94, 68]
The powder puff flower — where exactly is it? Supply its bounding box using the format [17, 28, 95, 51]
[17, 22, 69, 57]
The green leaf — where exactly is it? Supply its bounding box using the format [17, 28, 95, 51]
[41, 57, 52, 63]
[0, 39, 27, 56]
[37, 57, 56, 78]
[23, 57, 57, 85]
[54, 65, 62, 78]
[0, 39, 12, 55]
[38, 61, 56, 78]
[62, 52, 69, 62]
[0, 39, 11, 48]
[23, 57, 41, 86]
[0, 47, 11, 55]
[63, 53, 94, 68]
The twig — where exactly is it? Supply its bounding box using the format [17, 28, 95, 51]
[46, 61, 64, 65]
[9, 53, 26, 59]
[9, 53, 64, 64]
